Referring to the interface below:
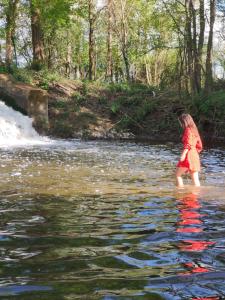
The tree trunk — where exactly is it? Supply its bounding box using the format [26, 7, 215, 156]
[88, 0, 96, 80]
[5, 0, 19, 71]
[118, 0, 130, 82]
[106, 0, 113, 81]
[65, 31, 72, 77]
[30, 0, 45, 70]
[204, 0, 216, 95]
[196, 0, 205, 92]
[190, 0, 199, 93]
[122, 47, 130, 82]
[185, 0, 194, 95]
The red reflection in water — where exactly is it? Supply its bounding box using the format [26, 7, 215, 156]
[176, 193, 203, 234]
[176, 193, 216, 277]
[176, 195, 218, 300]
[192, 297, 220, 300]
[178, 218, 202, 225]
[180, 240, 215, 252]
[184, 262, 209, 273]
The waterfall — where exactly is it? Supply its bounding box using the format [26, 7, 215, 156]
[0, 100, 48, 146]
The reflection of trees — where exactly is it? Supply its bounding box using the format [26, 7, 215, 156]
[176, 193, 215, 275]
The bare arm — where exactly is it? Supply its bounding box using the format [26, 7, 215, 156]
[180, 148, 188, 162]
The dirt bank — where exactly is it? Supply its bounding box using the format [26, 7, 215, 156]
[47, 80, 183, 141]
[47, 80, 225, 145]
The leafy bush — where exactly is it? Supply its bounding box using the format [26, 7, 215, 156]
[35, 69, 62, 90]
[110, 101, 121, 114]
[11, 67, 33, 84]
[53, 120, 74, 137]
[195, 91, 225, 120]
[192, 91, 225, 137]
[71, 91, 86, 106]
[0, 65, 7, 73]
[107, 82, 154, 95]
[52, 99, 68, 109]
[135, 101, 157, 122]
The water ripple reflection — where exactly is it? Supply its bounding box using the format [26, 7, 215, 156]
[0, 140, 224, 299]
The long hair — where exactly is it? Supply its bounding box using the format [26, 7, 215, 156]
[178, 113, 200, 137]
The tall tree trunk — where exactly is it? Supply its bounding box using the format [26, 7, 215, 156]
[30, 0, 45, 70]
[122, 48, 130, 82]
[204, 0, 216, 95]
[65, 31, 72, 77]
[88, 0, 96, 80]
[0, 44, 3, 65]
[119, 0, 130, 82]
[185, 0, 194, 95]
[106, 0, 113, 81]
[5, 0, 19, 71]
[196, 0, 205, 92]
[190, 0, 199, 93]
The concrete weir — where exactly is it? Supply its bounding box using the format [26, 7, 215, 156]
[0, 73, 48, 133]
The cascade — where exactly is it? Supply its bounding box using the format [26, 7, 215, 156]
[0, 100, 48, 146]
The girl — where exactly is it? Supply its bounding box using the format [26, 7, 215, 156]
[176, 114, 203, 187]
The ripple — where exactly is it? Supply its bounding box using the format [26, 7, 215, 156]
[0, 140, 224, 299]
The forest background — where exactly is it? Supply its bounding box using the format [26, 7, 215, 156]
[0, 0, 225, 142]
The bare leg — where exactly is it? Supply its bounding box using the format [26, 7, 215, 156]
[191, 172, 200, 187]
[176, 167, 187, 187]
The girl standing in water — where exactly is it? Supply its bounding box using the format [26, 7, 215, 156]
[176, 114, 203, 187]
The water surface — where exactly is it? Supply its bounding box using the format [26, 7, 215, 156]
[0, 140, 224, 299]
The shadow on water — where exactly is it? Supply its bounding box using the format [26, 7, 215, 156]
[0, 140, 224, 299]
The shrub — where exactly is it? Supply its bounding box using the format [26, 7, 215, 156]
[11, 67, 33, 84]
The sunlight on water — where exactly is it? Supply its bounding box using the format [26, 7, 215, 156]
[0, 139, 224, 299]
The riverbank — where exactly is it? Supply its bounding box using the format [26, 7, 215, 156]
[47, 80, 181, 141]
[46, 79, 225, 144]
[1, 69, 225, 144]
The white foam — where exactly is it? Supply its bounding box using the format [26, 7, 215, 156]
[0, 100, 49, 146]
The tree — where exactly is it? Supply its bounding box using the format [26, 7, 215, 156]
[88, 0, 96, 80]
[106, 0, 113, 81]
[5, 0, 19, 71]
[113, 0, 131, 81]
[30, 0, 45, 69]
[204, 0, 216, 95]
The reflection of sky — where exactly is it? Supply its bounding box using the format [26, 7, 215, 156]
[115, 191, 220, 298]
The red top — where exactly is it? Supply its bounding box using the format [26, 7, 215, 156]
[177, 127, 202, 172]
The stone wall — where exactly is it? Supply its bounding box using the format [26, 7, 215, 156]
[0, 73, 48, 133]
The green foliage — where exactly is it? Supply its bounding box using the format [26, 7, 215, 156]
[108, 83, 131, 93]
[0, 65, 7, 73]
[188, 90, 225, 137]
[11, 67, 33, 84]
[196, 91, 225, 120]
[98, 96, 108, 105]
[82, 82, 88, 96]
[109, 83, 158, 131]
[53, 120, 74, 138]
[35, 69, 62, 89]
[118, 115, 133, 129]
[52, 99, 68, 109]
[110, 101, 121, 114]
[9, 67, 62, 89]
[135, 101, 157, 122]
[71, 91, 86, 106]
[108, 83, 154, 95]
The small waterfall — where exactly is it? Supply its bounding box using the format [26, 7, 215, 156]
[0, 100, 48, 146]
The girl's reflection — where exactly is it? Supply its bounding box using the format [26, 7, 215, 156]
[176, 193, 215, 274]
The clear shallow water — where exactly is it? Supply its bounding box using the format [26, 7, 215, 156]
[0, 140, 224, 300]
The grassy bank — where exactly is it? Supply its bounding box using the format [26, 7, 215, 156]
[48, 80, 225, 143]
[5, 68, 225, 143]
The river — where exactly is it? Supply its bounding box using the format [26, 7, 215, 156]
[0, 139, 224, 300]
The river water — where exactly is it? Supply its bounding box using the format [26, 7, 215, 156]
[0, 139, 224, 300]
